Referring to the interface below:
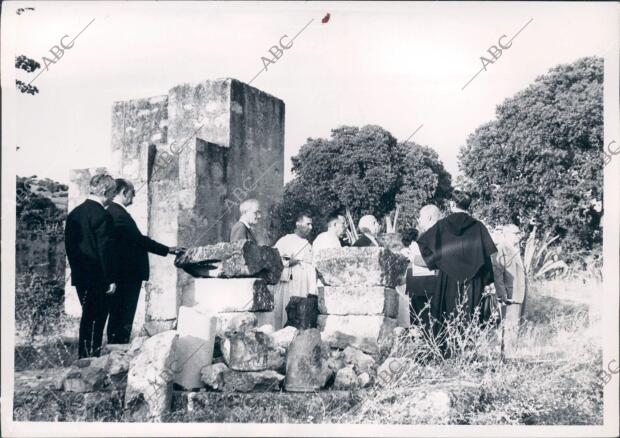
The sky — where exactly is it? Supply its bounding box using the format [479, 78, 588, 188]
[3, 1, 618, 184]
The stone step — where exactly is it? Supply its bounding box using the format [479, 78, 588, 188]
[318, 285, 398, 317]
[194, 278, 273, 312]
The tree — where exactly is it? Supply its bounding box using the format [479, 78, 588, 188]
[274, 125, 452, 237]
[457, 57, 603, 259]
[15, 8, 40, 95]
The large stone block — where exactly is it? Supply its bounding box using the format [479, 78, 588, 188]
[318, 286, 398, 317]
[193, 278, 273, 312]
[175, 240, 283, 284]
[220, 330, 271, 371]
[314, 247, 409, 288]
[317, 315, 397, 354]
[201, 363, 284, 392]
[125, 330, 178, 422]
[174, 306, 216, 390]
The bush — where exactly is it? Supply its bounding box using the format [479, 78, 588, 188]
[15, 272, 65, 340]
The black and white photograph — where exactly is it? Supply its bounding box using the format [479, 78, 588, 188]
[1, 1, 619, 436]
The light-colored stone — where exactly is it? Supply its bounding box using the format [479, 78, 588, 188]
[343, 346, 376, 375]
[125, 330, 179, 422]
[214, 312, 258, 338]
[201, 362, 229, 391]
[284, 329, 331, 392]
[221, 330, 270, 371]
[193, 278, 274, 312]
[256, 324, 275, 335]
[333, 365, 360, 390]
[376, 357, 412, 387]
[358, 372, 372, 388]
[174, 306, 217, 390]
[318, 315, 397, 354]
[270, 326, 298, 349]
[314, 247, 409, 287]
[62, 367, 106, 393]
[318, 286, 398, 317]
[201, 363, 284, 392]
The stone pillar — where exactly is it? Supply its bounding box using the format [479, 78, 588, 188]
[64, 168, 110, 317]
[111, 95, 169, 338]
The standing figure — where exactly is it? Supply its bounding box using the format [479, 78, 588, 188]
[230, 199, 261, 243]
[403, 204, 442, 329]
[65, 174, 118, 358]
[352, 215, 381, 247]
[106, 178, 184, 344]
[313, 212, 346, 255]
[491, 224, 528, 356]
[416, 191, 497, 329]
[272, 212, 317, 328]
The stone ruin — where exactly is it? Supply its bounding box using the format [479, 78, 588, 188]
[60, 78, 421, 421]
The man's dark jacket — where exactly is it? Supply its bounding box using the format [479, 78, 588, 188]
[65, 199, 118, 289]
[352, 234, 379, 247]
[106, 202, 169, 282]
[230, 221, 257, 243]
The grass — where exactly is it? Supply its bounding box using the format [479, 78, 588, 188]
[14, 270, 603, 424]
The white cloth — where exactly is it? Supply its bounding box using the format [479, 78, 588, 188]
[402, 241, 437, 277]
[272, 233, 317, 329]
[312, 231, 341, 258]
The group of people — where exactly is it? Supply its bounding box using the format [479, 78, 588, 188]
[231, 191, 528, 353]
[66, 173, 527, 359]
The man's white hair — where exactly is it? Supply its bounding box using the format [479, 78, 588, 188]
[358, 215, 377, 234]
[239, 199, 260, 216]
[89, 174, 116, 196]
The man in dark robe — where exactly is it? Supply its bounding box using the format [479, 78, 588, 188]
[415, 191, 497, 329]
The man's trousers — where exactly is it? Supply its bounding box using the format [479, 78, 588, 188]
[76, 285, 111, 358]
[107, 280, 143, 344]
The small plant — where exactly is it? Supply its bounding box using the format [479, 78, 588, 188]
[523, 226, 568, 279]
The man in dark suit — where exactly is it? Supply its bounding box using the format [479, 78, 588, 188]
[106, 178, 184, 344]
[352, 215, 381, 247]
[230, 199, 261, 243]
[65, 174, 119, 358]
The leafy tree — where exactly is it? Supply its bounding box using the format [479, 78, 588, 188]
[457, 57, 603, 259]
[15, 8, 40, 95]
[274, 125, 452, 237]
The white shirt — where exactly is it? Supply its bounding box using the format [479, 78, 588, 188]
[402, 241, 437, 277]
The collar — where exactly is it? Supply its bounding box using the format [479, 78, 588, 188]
[87, 195, 105, 208]
[364, 233, 380, 246]
[240, 219, 252, 230]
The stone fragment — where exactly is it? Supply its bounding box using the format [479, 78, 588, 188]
[175, 240, 283, 284]
[285, 295, 319, 329]
[125, 330, 179, 422]
[214, 312, 257, 338]
[256, 324, 275, 334]
[376, 357, 412, 387]
[142, 319, 176, 337]
[314, 247, 409, 287]
[318, 315, 397, 354]
[201, 363, 229, 391]
[200, 363, 284, 392]
[285, 329, 330, 392]
[318, 286, 398, 317]
[343, 346, 376, 375]
[358, 372, 372, 388]
[333, 365, 360, 390]
[221, 330, 270, 371]
[193, 278, 274, 312]
[326, 349, 346, 375]
[270, 326, 298, 349]
[62, 367, 106, 393]
[267, 346, 287, 373]
[174, 306, 217, 390]
[225, 370, 285, 393]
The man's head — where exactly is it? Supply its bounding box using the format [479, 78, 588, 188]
[239, 199, 261, 227]
[450, 190, 472, 212]
[358, 215, 380, 236]
[294, 211, 313, 239]
[326, 212, 346, 238]
[88, 174, 116, 205]
[417, 204, 441, 234]
[113, 178, 135, 207]
[501, 224, 522, 249]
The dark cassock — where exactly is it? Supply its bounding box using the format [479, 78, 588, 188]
[416, 212, 497, 325]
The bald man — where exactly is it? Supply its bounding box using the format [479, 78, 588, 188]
[404, 204, 442, 327]
[353, 215, 381, 247]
